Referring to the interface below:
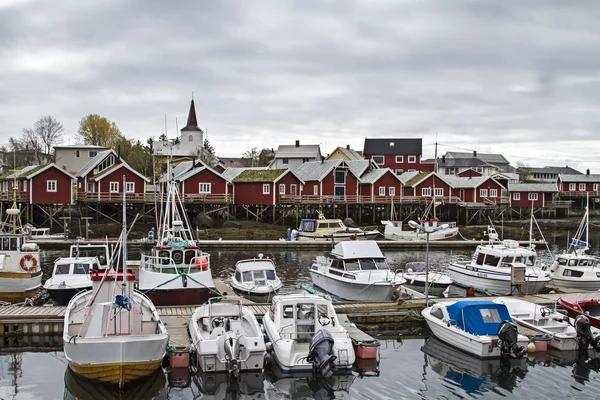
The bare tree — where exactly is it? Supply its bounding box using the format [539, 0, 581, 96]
[22, 116, 64, 162]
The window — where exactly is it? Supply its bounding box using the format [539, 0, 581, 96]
[563, 269, 584, 278]
[389, 141, 395, 147]
[422, 187, 432, 196]
[54, 264, 70, 275]
[263, 184, 270, 194]
[279, 184, 285, 194]
[513, 193, 520, 200]
[110, 182, 119, 193]
[75, 150, 80, 157]
[313, 185, 318, 195]
[282, 158, 289, 165]
[434, 188, 444, 197]
[47, 180, 57, 192]
[302, 158, 310, 163]
[188, 135, 193, 142]
[395, 155, 404, 163]
[389, 187, 396, 196]
[199, 183, 211, 193]
[408, 156, 416, 163]
[480, 189, 488, 198]
[97, 155, 115, 173]
[490, 189, 498, 197]
[266, 270, 276, 280]
[372, 156, 384, 165]
[569, 183, 576, 191]
[73, 263, 90, 274]
[480, 308, 501, 323]
[594, 184, 599, 191]
[408, 169, 416, 172]
[445, 167, 457, 175]
[89, 151, 98, 158]
[395, 169, 404, 175]
[334, 171, 345, 184]
[125, 182, 135, 193]
[528, 193, 538, 201]
[378, 187, 385, 196]
[290, 184, 297, 195]
[23, 180, 27, 191]
[579, 183, 586, 191]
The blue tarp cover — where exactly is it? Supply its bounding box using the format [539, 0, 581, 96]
[299, 219, 317, 233]
[446, 301, 512, 336]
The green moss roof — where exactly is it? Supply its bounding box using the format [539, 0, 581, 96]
[91, 164, 119, 180]
[405, 172, 431, 187]
[0, 164, 49, 180]
[20, 164, 48, 177]
[233, 169, 287, 183]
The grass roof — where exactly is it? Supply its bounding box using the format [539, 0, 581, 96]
[20, 164, 48, 177]
[233, 169, 287, 183]
[0, 164, 48, 179]
[405, 171, 431, 187]
[91, 164, 119, 180]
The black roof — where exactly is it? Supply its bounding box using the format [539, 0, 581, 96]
[363, 138, 422, 156]
[181, 99, 203, 132]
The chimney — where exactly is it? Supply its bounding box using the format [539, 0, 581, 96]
[295, 140, 300, 147]
[117, 145, 121, 160]
[442, 155, 445, 163]
[346, 144, 350, 150]
[192, 156, 196, 168]
[321, 156, 325, 163]
[473, 150, 477, 157]
[587, 169, 590, 175]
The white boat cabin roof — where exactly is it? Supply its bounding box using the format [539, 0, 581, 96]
[479, 240, 536, 257]
[235, 258, 276, 272]
[55, 256, 98, 265]
[330, 241, 385, 259]
[272, 293, 333, 306]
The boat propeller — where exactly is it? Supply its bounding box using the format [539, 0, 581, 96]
[498, 321, 526, 359]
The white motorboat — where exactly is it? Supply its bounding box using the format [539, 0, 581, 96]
[292, 213, 379, 241]
[263, 294, 355, 376]
[309, 241, 405, 302]
[422, 300, 529, 359]
[63, 183, 168, 388]
[138, 167, 217, 306]
[43, 257, 97, 306]
[229, 254, 282, 303]
[188, 297, 266, 375]
[447, 226, 550, 295]
[547, 199, 600, 290]
[382, 219, 458, 241]
[0, 206, 42, 303]
[492, 297, 590, 351]
[401, 261, 453, 297]
[27, 226, 66, 241]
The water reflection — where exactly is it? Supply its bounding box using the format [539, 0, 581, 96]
[63, 367, 166, 400]
[533, 348, 600, 385]
[264, 366, 355, 400]
[421, 336, 528, 396]
[191, 371, 265, 400]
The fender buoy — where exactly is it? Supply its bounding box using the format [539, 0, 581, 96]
[350, 234, 357, 241]
[20, 254, 37, 272]
[195, 256, 209, 270]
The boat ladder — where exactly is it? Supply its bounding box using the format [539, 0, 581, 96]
[337, 348, 349, 364]
[202, 354, 218, 372]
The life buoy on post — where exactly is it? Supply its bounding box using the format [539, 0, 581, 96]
[195, 256, 209, 271]
[20, 254, 38, 272]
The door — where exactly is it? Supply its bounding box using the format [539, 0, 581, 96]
[290, 184, 297, 196]
[334, 186, 345, 200]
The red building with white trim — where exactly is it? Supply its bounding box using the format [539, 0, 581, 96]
[0, 163, 74, 205]
[231, 169, 304, 205]
[507, 182, 557, 208]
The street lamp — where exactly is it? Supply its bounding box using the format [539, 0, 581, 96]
[408, 220, 449, 307]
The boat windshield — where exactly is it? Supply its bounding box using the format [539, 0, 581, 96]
[73, 263, 90, 274]
[344, 259, 389, 271]
[266, 270, 276, 280]
[240, 270, 274, 285]
[344, 261, 360, 271]
[54, 264, 71, 275]
[0, 237, 19, 251]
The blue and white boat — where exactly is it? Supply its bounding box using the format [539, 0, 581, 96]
[447, 227, 550, 295]
[422, 300, 529, 359]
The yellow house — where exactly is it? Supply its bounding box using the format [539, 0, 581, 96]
[326, 145, 364, 161]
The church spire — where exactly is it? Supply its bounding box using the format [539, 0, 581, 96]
[181, 98, 203, 132]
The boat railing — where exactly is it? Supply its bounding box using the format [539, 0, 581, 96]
[208, 296, 243, 320]
[140, 253, 211, 274]
[279, 330, 349, 340]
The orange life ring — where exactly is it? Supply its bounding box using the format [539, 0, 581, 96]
[20, 254, 37, 272]
[195, 256, 209, 271]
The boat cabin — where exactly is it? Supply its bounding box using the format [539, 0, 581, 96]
[53, 257, 98, 277]
[235, 257, 277, 287]
[0, 235, 36, 252]
[299, 218, 347, 233]
[430, 300, 514, 335]
[472, 241, 537, 268]
[70, 243, 111, 266]
[555, 255, 598, 268]
[30, 228, 51, 237]
[326, 241, 390, 270]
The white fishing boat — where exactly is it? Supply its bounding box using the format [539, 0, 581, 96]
[447, 226, 550, 295]
[548, 197, 600, 290]
[422, 300, 528, 359]
[382, 219, 458, 241]
[493, 297, 588, 351]
[188, 297, 266, 375]
[263, 294, 355, 376]
[229, 254, 282, 303]
[138, 167, 217, 306]
[401, 261, 453, 297]
[309, 241, 405, 302]
[63, 180, 168, 388]
[27, 226, 66, 241]
[43, 257, 97, 306]
[292, 213, 379, 241]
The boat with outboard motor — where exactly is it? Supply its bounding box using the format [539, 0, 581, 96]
[309, 241, 405, 302]
[400, 261, 452, 297]
[63, 180, 168, 388]
[447, 226, 550, 295]
[382, 219, 458, 241]
[422, 300, 528, 359]
[229, 254, 282, 303]
[292, 213, 379, 241]
[263, 293, 355, 377]
[559, 293, 600, 330]
[26, 225, 66, 241]
[188, 297, 266, 375]
[138, 167, 217, 306]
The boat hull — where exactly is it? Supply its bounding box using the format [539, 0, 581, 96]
[48, 287, 91, 306]
[138, 267, 217, 306]
[0, 271, 42, 303]
[309, 271, 396, 302]
[230, 286, 279, 304]
[558, 298, 600, 330]
[384, 227, 458, 242]
[145, 287, 217, 306]
[296, 231, 379, 241]
[67, 359, 163, 387]
[549, 276, 600, 291]
[447, 264, 549, 295]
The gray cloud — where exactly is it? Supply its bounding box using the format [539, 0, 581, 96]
[1, 0, 600, 171]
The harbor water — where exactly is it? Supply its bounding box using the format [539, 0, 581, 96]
[5, 233, 600, 399]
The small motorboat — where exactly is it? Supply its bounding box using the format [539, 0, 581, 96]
[309, 241, 405, 302]
[43, 257, 98, 306]
[27, 226, 66, 241]
[229, 254, 282, 303]
[382, 219, 458, 242]
[188, 297, 266, 375]
[401, 261, 453, 297]
[263, 293, 355, 377]
[422, 300, 528, 359]
[292, 213, 379, 241]
[493, 297, 600, 351]
[559, 294, 600, 329]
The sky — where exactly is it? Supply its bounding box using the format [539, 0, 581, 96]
[1, 0, 600, 172]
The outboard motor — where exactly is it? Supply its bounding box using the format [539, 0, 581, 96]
[574, 315, 600, 351]
[307, 329, 337, 378]
[498, 321, 526, 359]
[224, 332, 241, 377]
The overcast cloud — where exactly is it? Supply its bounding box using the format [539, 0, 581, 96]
[1, 0, 600, 171]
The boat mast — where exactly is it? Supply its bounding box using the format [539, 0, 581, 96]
[121, 174, 132, 334]
[586, 192, 589, 245]
[529, 199, 533, 247]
